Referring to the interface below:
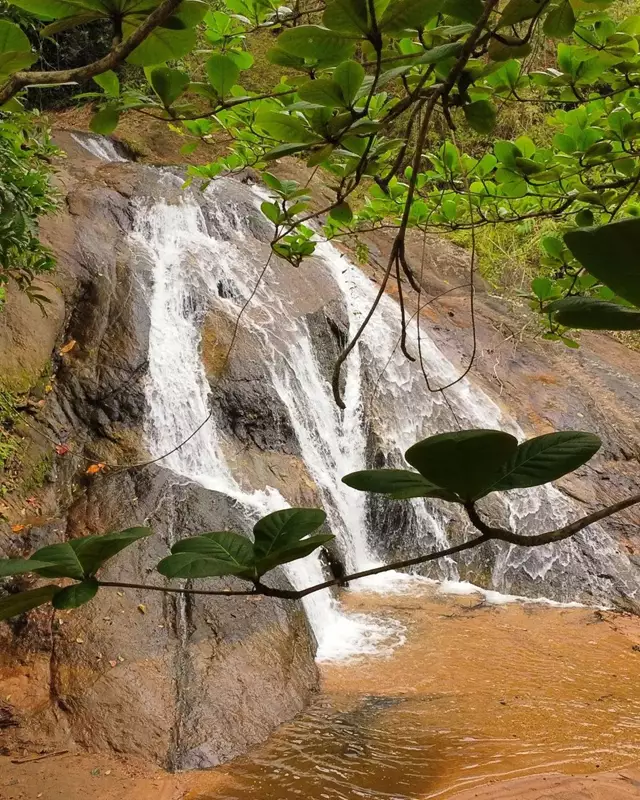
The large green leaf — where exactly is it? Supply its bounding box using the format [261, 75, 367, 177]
[157, 550, 254, 580]
[333, 60, 365, 106]
[7, 0, 89, 19]
[544, 1, 575, 38]
[150, 66, 189, 107]
[0, 585, 57, 622]
[499, 0, 545, 27]
[489, 431, 601, 492]
[564, 219, 640, 306]
[0, 558, 56, 578]
[30, 543, 85, 580]
[276, 25, 357, 65]
[298, 79, 345, 108]
[40, 11, 103, 36]
[168, 531, 256, 578]
[417, 41, 464, 65]
[206, 53, 240, 98]
[90, 105, 121, 135]
[323, 0, 390, 36]
[70, 527, 153, 576]
[255, 533, 334, 575]
[256, 111, 319, 143]
[125, 23, 197, 66]
[464, 100, 497, 134]
[442, 0, 484, 22]
[379, 0, 445, 33]
[548, 297, 640, 330]
[405, 429, 519, 501]
[0, 19, 32, 55]
[0, 49, 37, 78]
[93, 69, 120, 97]
[253, 508, 327, 561]
[171, 0, 207, 26]
[52, 578, 99, 610]
[0, 20, 36, 77]
[342, 469, 460, 500]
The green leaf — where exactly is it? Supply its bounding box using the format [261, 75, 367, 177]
[206, 53, 240, 98]
[93, 70, 119, 98]
[0, 20, 35, 77]
[298, 79, 345, 108]
[263, 142, 312, 160]
[150, 67, 189, 107]
[329, 201, 353, 224]
[276, 25, 357, 65]
[417, 41, 464, 64]
[499, 0, 545, 27]
[405, 429, 519, 501]
[463, 100, 496, 134]
[490, 431, 601, 492]
[544, 1, 575, 38]
[168, 531, 256, 578]
[40, 12, 103, 36]
[30, 543, 85, 580]
[89, 106, 121, 135]
[125, 24, 196, 66]
[70, 527, 153, 576]
[548, 297, 640, 330]
[333, 60, 365, 106]
[0, 19, 31, 53]
[255, 533, 334, 575]
[253, 508, 327, 562]
[323, 0, 389, 36]
[488, 36, 532, 61]
[0, 49, 36, 78]
[256, 111, 319, 143]
[8, 0, 88, 18]
[575, 209, 594, 227]
[564, 218, 640, 306]
[261, 200, 281, 223]
[0, 558, 56, 577]
[531, 277, 554, 300]
[442, 0, 484, 23]
[379, 0, 445, 33]
[52, 578, 99, 610]
[342, 469, 460, 500]
[171, 0, 207, 27]
[0, 585, 57, 622]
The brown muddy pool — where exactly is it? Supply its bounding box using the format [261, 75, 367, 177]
[187, 590, 640, 800]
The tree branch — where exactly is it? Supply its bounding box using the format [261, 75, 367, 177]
[464, 492, 640, 546]
[0, 0, 182, 104]
[93, 488, 640, 604]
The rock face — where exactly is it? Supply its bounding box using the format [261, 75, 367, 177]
[0, 134, 318, 768]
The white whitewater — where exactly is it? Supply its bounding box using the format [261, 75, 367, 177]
[133, 192, 402, 661]
[126, 172, 638, 661]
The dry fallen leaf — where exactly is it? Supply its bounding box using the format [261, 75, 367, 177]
[137, 604, 147, 615]
[11, 524, 25, 533]
[59, 339, 76, 355]
[86, 463, 107, 475]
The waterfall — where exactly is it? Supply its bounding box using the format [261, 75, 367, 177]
[132, 190, 402, 661]
[125, 170, 638, 661]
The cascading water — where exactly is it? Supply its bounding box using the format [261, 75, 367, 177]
[123, 168, 638, 661]
[132, 183, 402, 660]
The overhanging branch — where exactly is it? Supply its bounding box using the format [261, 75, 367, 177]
[0, 0, 182, 104]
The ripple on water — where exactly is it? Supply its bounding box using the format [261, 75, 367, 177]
[189, 591, 640, 800]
